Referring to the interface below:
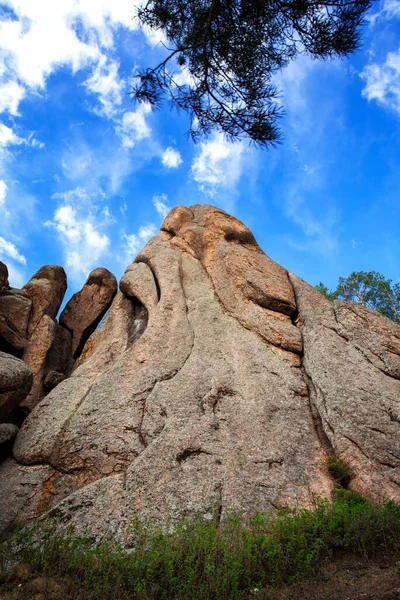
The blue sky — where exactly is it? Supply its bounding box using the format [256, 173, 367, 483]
[0, 0, 399, 301]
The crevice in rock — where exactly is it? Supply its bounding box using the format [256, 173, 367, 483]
[341, 433, 371, 461]
[176, 448, 212, 463]
[287, 273, 335, 462]
[302, 367, 334, 456]
[0, 338, 23, 358]
[127, 299, 149, 346]
[214, 482, 223, 526]
[72, 306, 113, 360]
[198, 387, 236, 415]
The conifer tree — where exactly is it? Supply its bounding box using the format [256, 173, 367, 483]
[134, 0, 372, 146]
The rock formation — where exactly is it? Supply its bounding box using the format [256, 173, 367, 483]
[0, 205, 398, 545]
[0, 263, 118, 418]
[60, 268, 117, 358]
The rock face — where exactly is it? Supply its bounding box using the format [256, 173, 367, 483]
[0, 204, 399, 543]
[60, 268, 117, 358]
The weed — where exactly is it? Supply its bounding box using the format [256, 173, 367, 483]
[0, 490, 399, 599]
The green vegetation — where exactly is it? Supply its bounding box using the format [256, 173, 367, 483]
[316, 271, 400, 323]
[1, 490, 400, 599]
[326, 451, 353, 489]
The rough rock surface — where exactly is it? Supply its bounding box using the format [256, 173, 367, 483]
[0, 352, 32, 422]
[60, 268, 117, 358]
[0, 205, 399, 542]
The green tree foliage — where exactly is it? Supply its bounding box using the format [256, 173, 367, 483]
[133, 0, 372, 146]
[316, 271, 400, 323]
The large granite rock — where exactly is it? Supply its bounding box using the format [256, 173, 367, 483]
[20, 266, 67, 408]
[60, 268, 117, 358]
[23, 265, 67, 335]
[0, 289, 31, 354]
[0, 205, 399, 542]
[0, 352, 32, 422]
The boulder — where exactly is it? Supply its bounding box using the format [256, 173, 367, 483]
[0, 261, 9, 292]
[0, 205, 399, 542]
[0, 352, 32, 422]
[0, 289, 31, 354]
[23, 265, 67, 335]
[22, 315, 56, 409]
[60, 268, 117, 358]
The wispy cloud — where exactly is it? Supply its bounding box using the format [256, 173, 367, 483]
[124, 222, 157, 260]
[116, 104, 152, 148]
[152, 193, 171, 218]
[361, 49, 400, 115]
[0, 235, 26, 264]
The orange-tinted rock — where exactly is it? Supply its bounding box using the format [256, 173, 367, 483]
[23, 265, 67, 335]
[0, 205, 399, 543]
[60, 268, 117, 358]
[22, 315, 56, 409]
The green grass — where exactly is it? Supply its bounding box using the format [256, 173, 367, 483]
[1, 490, 399, 599]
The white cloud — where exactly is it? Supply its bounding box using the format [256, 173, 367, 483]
[84, 58, 124, 118]
[45, 187, 111, 278]
[161, 147, 182, 168]
[368, 0, 400, 24]
[361, 49, 400, 114]
[138, 223, 157, 239]
[0, 122, 44, 149]
[0, 180, 8, 207]
[7, 261, 25, 287]
[0, 235, 26, 264]
[0, 122, 23, 146]
[124, 221, 157, 260]
[152, 193, 170, 218]
[0, 81, 25, 115]
[116, 104, 152, 148]
[0, 0, 144, 117]
[191, 132, 245, 196]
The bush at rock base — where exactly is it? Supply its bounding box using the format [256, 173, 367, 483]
[1, 490, 399, 600]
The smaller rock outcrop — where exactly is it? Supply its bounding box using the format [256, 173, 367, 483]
[60, 268, 117, 358]
[0, 352, 32, 422]
[23, 265, 67, 335]
[0, 287, 31, 355]
[0, 261, 9, 292]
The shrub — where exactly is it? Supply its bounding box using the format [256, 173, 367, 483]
[0, 490, 399, 599]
